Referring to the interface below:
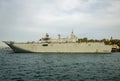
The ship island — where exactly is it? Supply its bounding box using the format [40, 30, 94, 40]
[3, 32, 112, 53]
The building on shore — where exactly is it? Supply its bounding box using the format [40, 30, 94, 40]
[112, 44, 120, 52]
[0, 46, 4, 49]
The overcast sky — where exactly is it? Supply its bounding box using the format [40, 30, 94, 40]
[0, 0, 120, 46]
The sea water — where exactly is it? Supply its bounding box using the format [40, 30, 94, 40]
[0, 50, 120, 81]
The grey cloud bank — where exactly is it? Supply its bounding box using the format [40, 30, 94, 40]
[0, 0, 120, 46]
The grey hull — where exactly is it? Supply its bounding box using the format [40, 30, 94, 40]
[3, 41, 32, 53]
[3, 41, 112, 54]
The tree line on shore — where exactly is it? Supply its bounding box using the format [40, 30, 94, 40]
[78, 37, 120, 52]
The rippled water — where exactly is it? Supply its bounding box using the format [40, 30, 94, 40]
[0, 50, 120, 81]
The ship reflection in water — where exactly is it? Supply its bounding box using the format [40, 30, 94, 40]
[0, 50, 120, 81]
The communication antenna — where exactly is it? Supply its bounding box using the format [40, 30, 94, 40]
[58, 34, 61, 39]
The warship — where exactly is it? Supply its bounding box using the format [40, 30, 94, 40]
[3, 32, 112, 53]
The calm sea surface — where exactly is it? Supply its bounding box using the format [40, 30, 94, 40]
[0, 50, 120, 81]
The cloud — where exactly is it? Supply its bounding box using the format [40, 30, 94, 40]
[0, 0, 120, 45]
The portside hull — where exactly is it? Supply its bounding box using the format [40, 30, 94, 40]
[3, 41, 112, 54]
